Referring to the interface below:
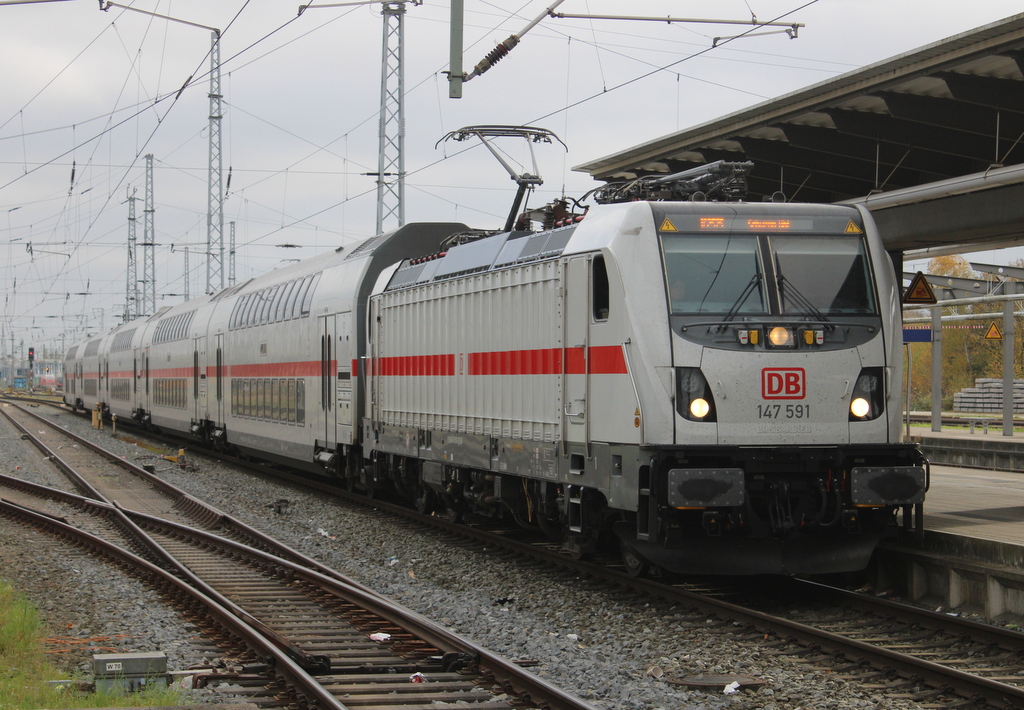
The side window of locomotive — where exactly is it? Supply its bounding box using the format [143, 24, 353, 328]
[771, 235, 877, 315]
[662, 235, 766, 315]
[592, 256, 609, 322]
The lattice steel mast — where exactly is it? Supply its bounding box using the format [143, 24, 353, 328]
[299, 1, 419, 236]
[142, 153, 156, 316]
[206, 30, 225, 294]
[376, 2, 407, 235]
[124, 187, 138, 322]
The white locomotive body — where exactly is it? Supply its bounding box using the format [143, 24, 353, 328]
[66, 200, 925, 576]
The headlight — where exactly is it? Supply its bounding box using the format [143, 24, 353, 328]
[767, 326, 796, 349]
[850, 397, 871, 418]
[689, 398, 710, 418]
[849, 367, 884, 421]
[676, 368, 716, 422]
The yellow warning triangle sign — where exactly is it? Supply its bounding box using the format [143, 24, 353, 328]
[902, 271, 937, 305]
[660, 218, 678, 232]
[985, 322, 1003, 340]
[844, 220, 863, 234]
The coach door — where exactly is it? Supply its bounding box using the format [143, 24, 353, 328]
[135, 347, 149, 414]
[563, 256, 590, 449]
[214, 334, 225, 425]
[319, 315, 337, 451]
[193, 336, 208, 421]
[335, 312, 354, 444]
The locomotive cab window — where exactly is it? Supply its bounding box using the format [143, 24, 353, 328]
[592, 255, 609, 321]
[662, 235, 766, 315]
[770, 235, 877, 315]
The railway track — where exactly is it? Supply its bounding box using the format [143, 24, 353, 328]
[13, 398, 1024, 708]
[320, 491, 1024, 709]
[0, 400, 597, 710]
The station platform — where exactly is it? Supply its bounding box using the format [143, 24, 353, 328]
[905, 423, 1024, 546]
[908, 419, 1024, 476]
[870, 424, 1024, 617]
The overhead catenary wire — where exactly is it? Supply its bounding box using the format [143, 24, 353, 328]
[6, 0, 830, 347]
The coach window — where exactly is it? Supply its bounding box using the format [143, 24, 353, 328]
[592, 255, 609, 321]
[254, 289, 269, 325]
[239, 294, 252, 326]
[257, 379, 266, 419]
[296, 380, 305, 425]
[286, 279, 300, 317]
[238, 295, 254, 327]
[245, 293, 261, 326]
[287, 380, 297, 422]
[294, 276, 313, 318]
[301, 273, 321, 316]
[267, 285, 283, 323]
[231, 297, 244, 328]
[229, 299, 243, 329]
[275, 282, 293, 321]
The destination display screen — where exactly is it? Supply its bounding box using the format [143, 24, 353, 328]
[659, 213, 863, 235]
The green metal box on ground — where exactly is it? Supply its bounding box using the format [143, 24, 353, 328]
[92, 651, 168, 693]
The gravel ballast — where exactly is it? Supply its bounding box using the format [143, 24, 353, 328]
[0, 404, 931, 709]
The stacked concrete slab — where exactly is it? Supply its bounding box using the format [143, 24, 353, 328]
[953, 378, 1024, 413]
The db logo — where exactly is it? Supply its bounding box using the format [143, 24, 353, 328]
[762, 368, 805, 399]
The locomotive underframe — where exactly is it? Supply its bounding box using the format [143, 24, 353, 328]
[623, 442, 927, 575]
[362, 417, 926, 575]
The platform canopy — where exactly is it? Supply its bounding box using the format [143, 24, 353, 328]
[573, 14, 1024, 254]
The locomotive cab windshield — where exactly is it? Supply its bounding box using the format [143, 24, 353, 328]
[662, 229, 878, 321]
[659, 210, 881, 351]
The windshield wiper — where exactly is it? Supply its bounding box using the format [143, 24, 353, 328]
[716, 272, 762, 332]
[774, 254, 835, 331]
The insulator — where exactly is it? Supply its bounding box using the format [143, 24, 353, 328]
[483, 41, 510, 65]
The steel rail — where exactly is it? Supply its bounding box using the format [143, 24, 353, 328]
[1, 408, 599, 709]
[275, 486, 1024, 709]
[124, 509, 600, 710]
[0, 405, 332, 674]
[23, 397, 1021, 705]
[2, 401, 389, 592]
[0, 498, 348, 710]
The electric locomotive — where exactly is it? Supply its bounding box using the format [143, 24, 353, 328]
[65, 160, 925, 576]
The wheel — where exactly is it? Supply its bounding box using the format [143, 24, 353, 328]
[413, 485, 435, 515]
[445, 506, 462, 524]
[620, 540, 650, 578]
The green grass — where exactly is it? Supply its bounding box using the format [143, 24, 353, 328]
[0, 582, 188, 709]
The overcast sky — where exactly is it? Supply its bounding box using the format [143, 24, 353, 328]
[2, 0, 1022, 355]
